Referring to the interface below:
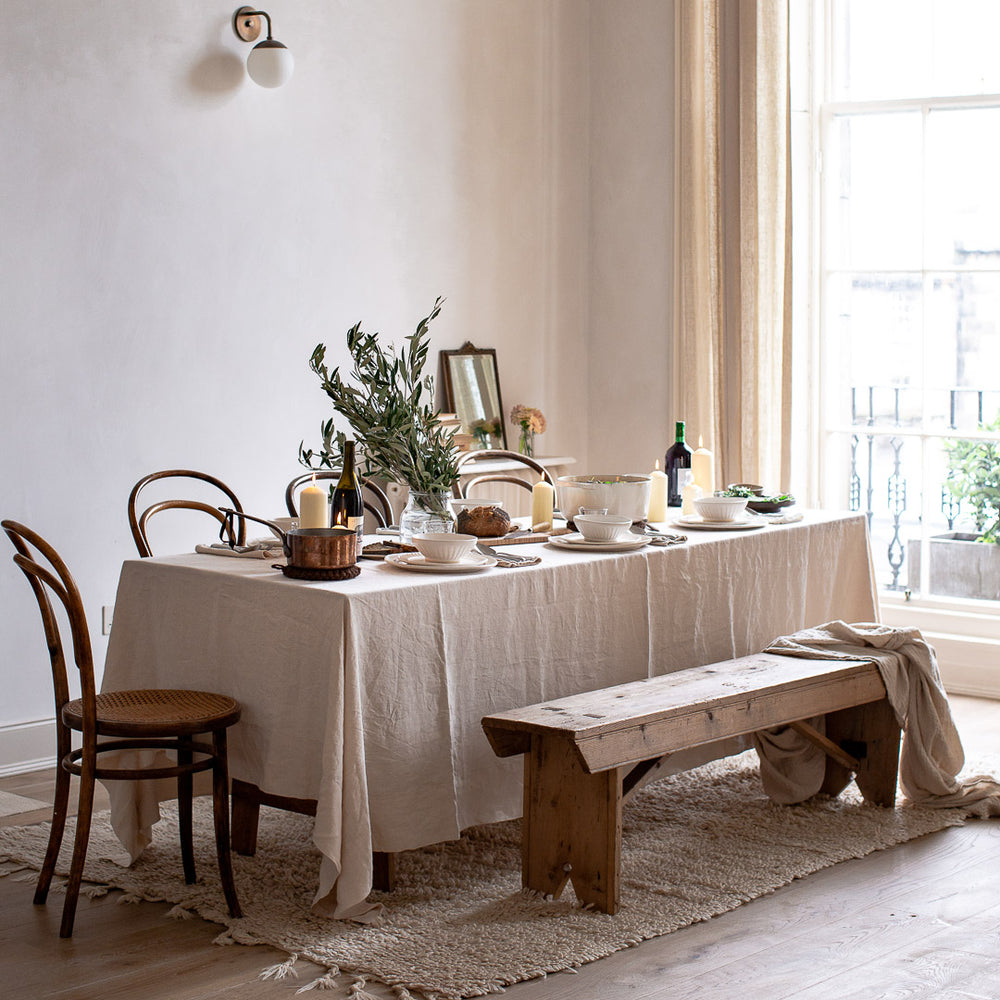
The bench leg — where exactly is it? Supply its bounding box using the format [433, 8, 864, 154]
[522, 734, 622, 914]
[821, 697, 901, 807]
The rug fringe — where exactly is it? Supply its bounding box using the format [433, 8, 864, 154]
[166, 903, 196, 920]
[294, 965, 343, 992]
[260, 953, 301, 981]
[347, 977, 382, 1000]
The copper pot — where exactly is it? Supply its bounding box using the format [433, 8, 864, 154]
[220, 509, 357, 568]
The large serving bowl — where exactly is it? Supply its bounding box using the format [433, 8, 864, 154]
[557, 475, 652, 523]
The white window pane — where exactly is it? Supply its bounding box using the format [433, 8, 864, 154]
[832, 0, 1000, 100]
[925, 272, 1000, 434]
[826, 113, 922, 270]
[925, 109, 1000, 269]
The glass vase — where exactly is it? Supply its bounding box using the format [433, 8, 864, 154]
[517, 426, 535, 458]
[399, 490, 457, 543]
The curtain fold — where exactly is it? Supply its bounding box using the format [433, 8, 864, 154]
[674, 0, 792, 491]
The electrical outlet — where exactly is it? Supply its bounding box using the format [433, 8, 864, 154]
[102, 605, 114, 635]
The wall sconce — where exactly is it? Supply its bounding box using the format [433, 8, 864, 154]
[232, 7, 294, 88]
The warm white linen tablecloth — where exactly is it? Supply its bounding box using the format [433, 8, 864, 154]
[101, 510, 878, 919]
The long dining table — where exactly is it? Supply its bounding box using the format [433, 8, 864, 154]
[101, 509, 878, 919]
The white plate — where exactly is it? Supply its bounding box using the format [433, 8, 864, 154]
[671, 515, 767, 531]
[548, 532, 649, 552]
[384, 551, 497, 573]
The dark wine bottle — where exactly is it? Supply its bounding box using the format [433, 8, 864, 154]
[332, 439, 365, 543]
[665, 421, 692, 507]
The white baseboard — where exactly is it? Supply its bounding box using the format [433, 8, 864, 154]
[0, 719, 56, 777]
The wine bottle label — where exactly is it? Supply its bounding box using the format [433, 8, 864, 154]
[346, 516, 364, 531]
[678, 469, 693, 490]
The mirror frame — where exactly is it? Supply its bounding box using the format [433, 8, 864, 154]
[439, 342, 507, 449]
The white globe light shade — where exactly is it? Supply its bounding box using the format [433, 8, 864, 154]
[247, 40, 294, 88]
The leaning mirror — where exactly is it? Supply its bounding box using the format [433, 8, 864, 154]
[439, 342, 507, 449]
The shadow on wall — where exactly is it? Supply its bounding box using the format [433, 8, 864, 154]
[188, 49, 245, 95]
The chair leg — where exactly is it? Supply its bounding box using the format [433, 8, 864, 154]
[35, 760, 72, 905]
[177, 747, 196, 885]
[60, 763, 96, 938]
[211, 730, 242, 918]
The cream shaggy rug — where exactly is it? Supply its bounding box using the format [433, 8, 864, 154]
[0, 752, 984, 999]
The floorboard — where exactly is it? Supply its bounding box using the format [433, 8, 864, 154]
[0, 694, 997, 999]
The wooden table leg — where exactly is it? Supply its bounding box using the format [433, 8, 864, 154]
[231, 778, 263, 856]
[372, 851, 396, 892]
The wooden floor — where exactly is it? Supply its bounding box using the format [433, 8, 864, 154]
[2, 695, 999, 1000]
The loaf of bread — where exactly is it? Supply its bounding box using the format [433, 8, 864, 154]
[457, 505, 511, 538]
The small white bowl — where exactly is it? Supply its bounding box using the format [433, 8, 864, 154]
[412, 532, 477, 563]
[575, 514, 633, 542]
[693, 496, 749, 522]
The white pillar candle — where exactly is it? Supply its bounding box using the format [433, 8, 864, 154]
[647, 459, 668, 522]
[531, 480, 555, 532]
[692, 438, 715, 495]
[682, 481, 704, 516]
[299, 475, 329, 529]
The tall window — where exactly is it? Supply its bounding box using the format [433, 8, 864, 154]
[801, 0, 1000, 607]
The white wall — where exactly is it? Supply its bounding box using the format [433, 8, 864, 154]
[0, 1, 676, 772]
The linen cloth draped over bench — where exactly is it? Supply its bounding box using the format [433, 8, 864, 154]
[101, 511, 879, 919]
[758, 621, 1000, 814]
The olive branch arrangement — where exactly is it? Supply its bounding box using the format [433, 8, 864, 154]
[300, 298, 460, 496]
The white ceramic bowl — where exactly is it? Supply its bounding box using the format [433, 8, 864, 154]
[693, 496, 749, 522]
[575, 514, 634, 542]
[557, 475, 652, 523]
[412, 532, 477, 563]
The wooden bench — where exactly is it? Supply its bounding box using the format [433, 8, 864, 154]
[481, 652, 901, 914]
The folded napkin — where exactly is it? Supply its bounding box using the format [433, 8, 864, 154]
[493, 553, 542, 568]
[754, 510, 804, 525]
[195, 538, 284, 559]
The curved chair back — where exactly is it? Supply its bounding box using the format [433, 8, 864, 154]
[285, 471, 393, 529]
[128, 469, 246, 557]
[454, 449, 555, 499]
[2, 520, 96, 738]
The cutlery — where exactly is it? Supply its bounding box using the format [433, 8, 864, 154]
[477, 542, 534, 564]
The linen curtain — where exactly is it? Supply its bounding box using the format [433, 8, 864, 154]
[673, 0, 792, 490]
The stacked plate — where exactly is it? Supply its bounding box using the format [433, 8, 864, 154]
[547, 532, 649, 552]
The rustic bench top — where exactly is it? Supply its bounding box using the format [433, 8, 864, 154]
[482, 652, 885, 773]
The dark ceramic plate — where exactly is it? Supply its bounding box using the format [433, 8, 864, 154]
[747, 497, 795, 514]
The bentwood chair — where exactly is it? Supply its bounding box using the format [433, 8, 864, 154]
[284, 471, 393, 529]
[2, 520, 243, 937]
[128, 469, 246, 557]
[453, 449, 556, 500]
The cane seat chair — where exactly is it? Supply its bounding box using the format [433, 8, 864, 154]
[2, 520, 243, 937]
[453, 449, 556, 499]
[285, 471, 393, 529]
[128, 469, 246, 558]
